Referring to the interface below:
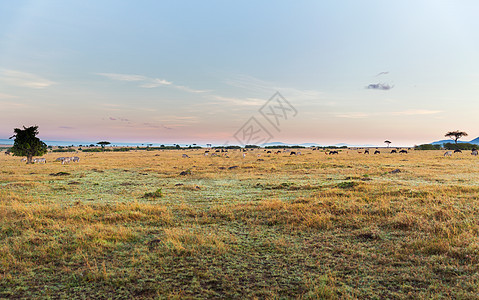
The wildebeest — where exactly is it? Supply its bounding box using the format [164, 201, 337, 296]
[290, 151, 296, 155]
[4, 150, 10, 155]
[454, 149, 462, 153]
[399, 150, 408, 154]
[364, 150, 370, 154]
[374, 150, 380, 154]
[329, 151, 339, 155]
[472, 150, 478, 156]
[267, 151, 271, 154]
[444, 151, 452, 157]
[390, 150, 397, 153]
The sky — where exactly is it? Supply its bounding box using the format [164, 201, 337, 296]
[1, 0, 479, 146]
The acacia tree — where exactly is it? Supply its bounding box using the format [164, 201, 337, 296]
[445, 130, 468, 147]
[9, 126, 48, 164]
[384, 140, 391, 148]
[97, 141, 111, 149]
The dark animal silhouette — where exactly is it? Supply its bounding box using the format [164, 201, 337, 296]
[454, 149, 462, 153]
[374, 150, 380, 154]
[329, 151, 339, 155]
[364, 149, 369, 154]
[390, 150, 397, 153]
[290, 151, 296, 155]
[399, 150, 408, 154]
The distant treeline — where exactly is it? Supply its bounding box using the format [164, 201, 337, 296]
[415, 143, 478, 150]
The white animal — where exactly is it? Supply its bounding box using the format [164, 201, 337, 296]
[444, 151, 452, 157]
[71, 156, 80, 162]
[33, 158, 46, 163]
[472, 150, 478, 156]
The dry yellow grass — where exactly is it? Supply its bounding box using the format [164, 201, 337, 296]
[1, 148, 479, 298]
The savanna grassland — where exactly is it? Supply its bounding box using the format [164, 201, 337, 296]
[1, 148, 479, 299]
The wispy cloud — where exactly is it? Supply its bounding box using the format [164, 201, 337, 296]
[96, 72, 206, 94]
[211, 95, 265, 106]
[0, 69, 55, 89]
[335, 109, 442, 119]
[225, 74, 323, 102]
[366, 83, 393, 90]
[96, 73, 146, 82]
[391, 109, 442, 116]
[375, 71, 389, 77]
[335, 112, 371, 119]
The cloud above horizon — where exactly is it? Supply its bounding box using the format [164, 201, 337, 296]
[0, 69, 55, 89]
[335, 109, 442, 119]
[366, 83, 393, 90]
[97, 72, 207, 93]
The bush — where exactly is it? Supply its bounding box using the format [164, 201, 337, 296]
[443, 143, 477, 150]
[414, 144, 442, 150]
[143, 188, 163, 199]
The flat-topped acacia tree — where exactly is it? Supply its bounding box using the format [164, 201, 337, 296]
[97, 141, 111, 149]
[9, 126, 48, 164]
[445, 130, 468, 148]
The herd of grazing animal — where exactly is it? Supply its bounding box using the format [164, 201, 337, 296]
[14, 156, 81, 164]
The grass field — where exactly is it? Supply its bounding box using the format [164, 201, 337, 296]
[1, 149, 479, 299]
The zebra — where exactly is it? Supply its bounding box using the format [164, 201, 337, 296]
[33, 158, 46, 163]
[55, 157, 66, 162]
[182, 154, 190, 158]
[472, 150, 478, 156]
[61, 157, 71, 165]
[444, 151, 452, 157]
[71, 156, 80, 162]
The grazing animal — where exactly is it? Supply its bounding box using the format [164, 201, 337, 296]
[329, 151, 339, 155]
[374, 150, 380, 154]
[290, 151, 296, 155]
[61, 157, 71, 164]
[267, 151, 271, 154]
[399, 150, 408, 154]
[472, 150, 478, 156]
[454, 149, 462, 153]
[71, 156, 80, 162]
[364, 150, 369, 154]
[20, 158, 27, 162]
[444, 151, 452, 157]
[182, 154, 190, 158]
[390, 150, 397, 153]
[215, 150, 220, 153]
[55, 157, 65, 162]
[33, 158, 46, 163]
[243, 153, 247, 158]
[4, 150, 10, 155]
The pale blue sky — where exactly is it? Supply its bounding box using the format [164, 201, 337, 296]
[1, 1, 479, 145]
